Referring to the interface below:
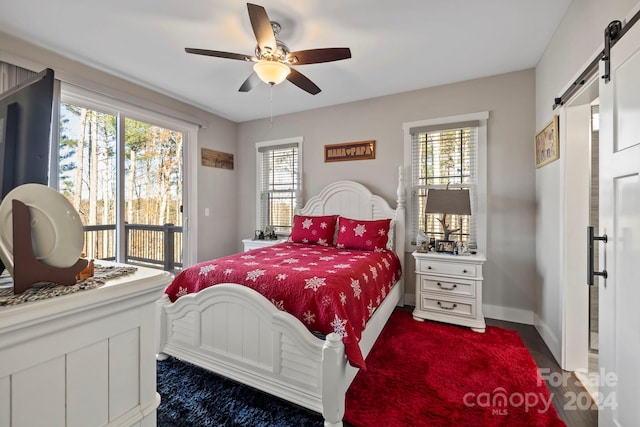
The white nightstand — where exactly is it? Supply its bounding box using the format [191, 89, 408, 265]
[412, 251, 486, 332]
[242, 238, 286, 252]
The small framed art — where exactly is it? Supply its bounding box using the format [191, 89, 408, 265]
[535, 115, 559, 168]
[436, 240, 455, 254]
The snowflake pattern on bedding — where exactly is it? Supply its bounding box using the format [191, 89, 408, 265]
[164, 242, 402, 369]
[199, 265, 216, 275]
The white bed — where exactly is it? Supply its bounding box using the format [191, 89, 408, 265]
[156, 172, 405, 427]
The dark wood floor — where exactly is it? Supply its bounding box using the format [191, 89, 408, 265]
[486, 318, 598, 427]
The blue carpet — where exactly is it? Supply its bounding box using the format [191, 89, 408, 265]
[156, 357, 326, 426]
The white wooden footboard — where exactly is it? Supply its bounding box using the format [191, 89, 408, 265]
[157, 278, 401, 426]
[157, 283, 329, 410]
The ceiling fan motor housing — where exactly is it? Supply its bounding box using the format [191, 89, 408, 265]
[255, 22, 290, 63]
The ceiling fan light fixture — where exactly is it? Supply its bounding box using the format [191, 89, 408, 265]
[253, 60, 290, 85]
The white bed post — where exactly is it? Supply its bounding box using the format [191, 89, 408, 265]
[321, 333, 346, 427]
[295, 171, 303, 213]
[395, 166, 406, 306]
[155, 294, 170, 361]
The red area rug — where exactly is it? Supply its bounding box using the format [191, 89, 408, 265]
[345, 310, 566, 427]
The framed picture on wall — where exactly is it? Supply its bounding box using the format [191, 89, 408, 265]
[535, 115, 559, 168]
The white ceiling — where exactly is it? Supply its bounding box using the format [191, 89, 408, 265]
[1, 0, 571, 123]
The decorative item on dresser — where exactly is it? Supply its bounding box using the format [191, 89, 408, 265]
[0, 184, 88, 294]
[412, 251, 486, 332]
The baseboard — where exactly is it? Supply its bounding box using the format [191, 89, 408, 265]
[533, 313, 562, 365]
[483, 303, 534, 325]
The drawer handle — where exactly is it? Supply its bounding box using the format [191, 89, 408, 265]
[427, 266, 432, 270]
[462, 269, 468, 274]
[437, 301, 458, 310]
[437, 282, 457, 291]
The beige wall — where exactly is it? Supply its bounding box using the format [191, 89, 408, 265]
[238, 69, 537, 321]
[0, 30, 238, 263]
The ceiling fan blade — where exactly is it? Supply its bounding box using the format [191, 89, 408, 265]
[287, 48, 352, 65]
[247, 3, 276, 53]
[286, 68, 321, 95]
[185, 48, 254, 61]
[239, 72, 261, 92]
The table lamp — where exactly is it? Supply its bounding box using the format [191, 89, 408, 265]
[425, 188, 471, 241]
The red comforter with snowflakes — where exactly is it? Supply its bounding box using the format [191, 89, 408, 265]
[164, 242, 402, 369]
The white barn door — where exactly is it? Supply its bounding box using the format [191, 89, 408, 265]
[598, 17, 640, 427]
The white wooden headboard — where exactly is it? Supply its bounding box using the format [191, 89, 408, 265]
[297, 168, 406, 303]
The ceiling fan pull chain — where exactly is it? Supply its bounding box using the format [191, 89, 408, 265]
[270, 83, 274, 128]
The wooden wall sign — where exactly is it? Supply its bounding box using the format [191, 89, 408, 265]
[201, 148, 234, 170]
[324, 140, 376, 162]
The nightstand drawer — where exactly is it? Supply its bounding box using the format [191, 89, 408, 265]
[420, 295, 476, 319]
[416, 259, 477, 278]
[420, 277, 475, 298]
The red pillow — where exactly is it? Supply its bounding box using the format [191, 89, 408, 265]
[336, 217, 391, 251]
[289, 215, 338, 246]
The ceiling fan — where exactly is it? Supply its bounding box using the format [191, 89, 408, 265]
[185, 3, 351, 95]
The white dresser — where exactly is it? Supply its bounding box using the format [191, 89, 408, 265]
[412, 251, 486, 332]
[0, 265, 172, 427]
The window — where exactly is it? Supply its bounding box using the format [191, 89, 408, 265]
[1, 57, 202, 270]
[404, 112, 488, 251]
[58, 85, 195, 272]
[256, 137, 303, 234]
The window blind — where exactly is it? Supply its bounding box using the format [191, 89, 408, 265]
[410, 123, 478, 243]
[258, 144, 299, 233]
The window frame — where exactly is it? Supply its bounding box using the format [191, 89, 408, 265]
[0, 52, 203, 269]
[59, 83, 198, 268]
[255, 136, 303, 236]
[403, 112, 488, 254]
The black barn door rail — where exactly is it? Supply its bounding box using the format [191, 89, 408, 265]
[553, 8, 640, 109]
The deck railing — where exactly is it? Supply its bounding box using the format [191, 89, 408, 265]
[82, 223, 183, 273]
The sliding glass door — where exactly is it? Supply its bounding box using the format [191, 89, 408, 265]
[59, 103, 118, 261]
[123, 117, 183, 271]
[59, 98, 184, 272]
